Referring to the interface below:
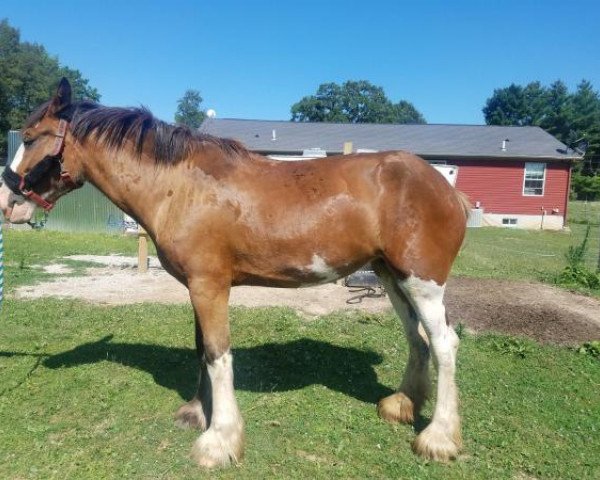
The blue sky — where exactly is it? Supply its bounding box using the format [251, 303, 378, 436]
[4, 0, 600, 125]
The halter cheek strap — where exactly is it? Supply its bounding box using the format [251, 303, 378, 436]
[51, 119, 68, 156]
[53, 119, 81, 191]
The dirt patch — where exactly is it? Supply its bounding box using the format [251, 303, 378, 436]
[40, 264, 74, 275]
[13, 255, 600, 346]
[445, 277, 600, 345]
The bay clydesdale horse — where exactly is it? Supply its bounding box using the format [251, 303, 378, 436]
[0, 79, 470, 468]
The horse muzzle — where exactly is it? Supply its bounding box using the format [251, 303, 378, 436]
[0, 182, 36, 224]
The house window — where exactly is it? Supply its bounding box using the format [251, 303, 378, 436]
[523, 162, 546, 196]
[427, 160, 447, 165]
[502, 218, 518, 226]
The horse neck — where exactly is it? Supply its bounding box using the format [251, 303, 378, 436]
[79, 144, 179, 236]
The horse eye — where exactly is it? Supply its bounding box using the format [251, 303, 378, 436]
[23, 138, 35, 148]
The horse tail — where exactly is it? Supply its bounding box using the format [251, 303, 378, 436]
[454, 189, 471, 221]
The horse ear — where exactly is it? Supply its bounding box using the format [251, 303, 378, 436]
[47, 77, 72, 116]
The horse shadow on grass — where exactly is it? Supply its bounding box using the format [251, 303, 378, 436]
[38, 335, 394, 404]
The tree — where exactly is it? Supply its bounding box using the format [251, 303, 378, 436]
[569, 81, 600, 161]
[392, 100, 427, 124]
[0, 19, 100, 160]
[482, 82, 548, 126]
[571, 173, 600, 201]
[540, 80, 572, 142]
[174, 89, 205, 128]
[290, 80, 425, 124]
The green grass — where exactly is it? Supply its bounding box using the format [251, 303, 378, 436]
[454, 223, 600, 296]
[0, 300, 598, 479]
[569, 200, 600, 225]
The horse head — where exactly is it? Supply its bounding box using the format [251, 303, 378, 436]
[0, 78, 84, 224]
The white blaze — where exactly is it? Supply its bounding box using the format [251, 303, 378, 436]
[10, 144, 25, 172]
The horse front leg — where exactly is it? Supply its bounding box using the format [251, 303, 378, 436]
[187, 276, 244, 468]
[174, 317, 212, 431]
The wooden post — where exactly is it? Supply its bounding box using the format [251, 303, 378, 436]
[138, 226, 148, 273]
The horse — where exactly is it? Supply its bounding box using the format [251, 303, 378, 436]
[0, 78, 470, 468]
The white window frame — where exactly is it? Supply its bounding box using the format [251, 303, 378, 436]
[523, 162, 546, 196]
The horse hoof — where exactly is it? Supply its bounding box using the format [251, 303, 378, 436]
[174, 399, 207, 431]
[191, 427, 245, 468]
[377, 392, 416, 424]
[412, 422, 462, 462]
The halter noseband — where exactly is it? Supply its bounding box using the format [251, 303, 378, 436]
[1, 118, 82, 212]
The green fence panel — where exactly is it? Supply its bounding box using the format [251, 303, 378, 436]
[44, 184, 125, 233]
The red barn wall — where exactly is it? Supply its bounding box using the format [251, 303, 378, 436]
[452, 159, 571, 216]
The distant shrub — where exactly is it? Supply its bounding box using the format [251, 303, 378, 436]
[557, 264, 600, 289]
[556, 225, 600, 290]
[565, 225, 591, 265]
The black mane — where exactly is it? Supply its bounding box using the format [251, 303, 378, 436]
[25, 101, 247, 165]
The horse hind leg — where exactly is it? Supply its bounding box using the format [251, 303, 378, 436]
[399, 273, 461, 462]
[373, 260, 431, 425]
[174, 318, 212, 431]
[175, 368, 211, 431]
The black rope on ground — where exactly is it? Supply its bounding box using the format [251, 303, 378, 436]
[346, 286, 386, 304]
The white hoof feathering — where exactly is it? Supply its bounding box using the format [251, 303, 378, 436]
[412, 422, 462, 462]
[191, 425, 245, 468]
[174, 399, 208, 431]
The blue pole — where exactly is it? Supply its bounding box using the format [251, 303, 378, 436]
[0, 220, 3, 313]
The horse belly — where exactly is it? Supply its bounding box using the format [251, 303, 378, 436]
[233, 244, 377, 288]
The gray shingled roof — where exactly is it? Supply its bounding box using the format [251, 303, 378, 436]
[200, 118, 579, 161]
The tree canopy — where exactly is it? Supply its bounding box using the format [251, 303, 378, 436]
[290, 80, 425, 124]
[0, 19, 100, 160]
[483, 80, 600, 199]
[174, 89, 206, 128]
